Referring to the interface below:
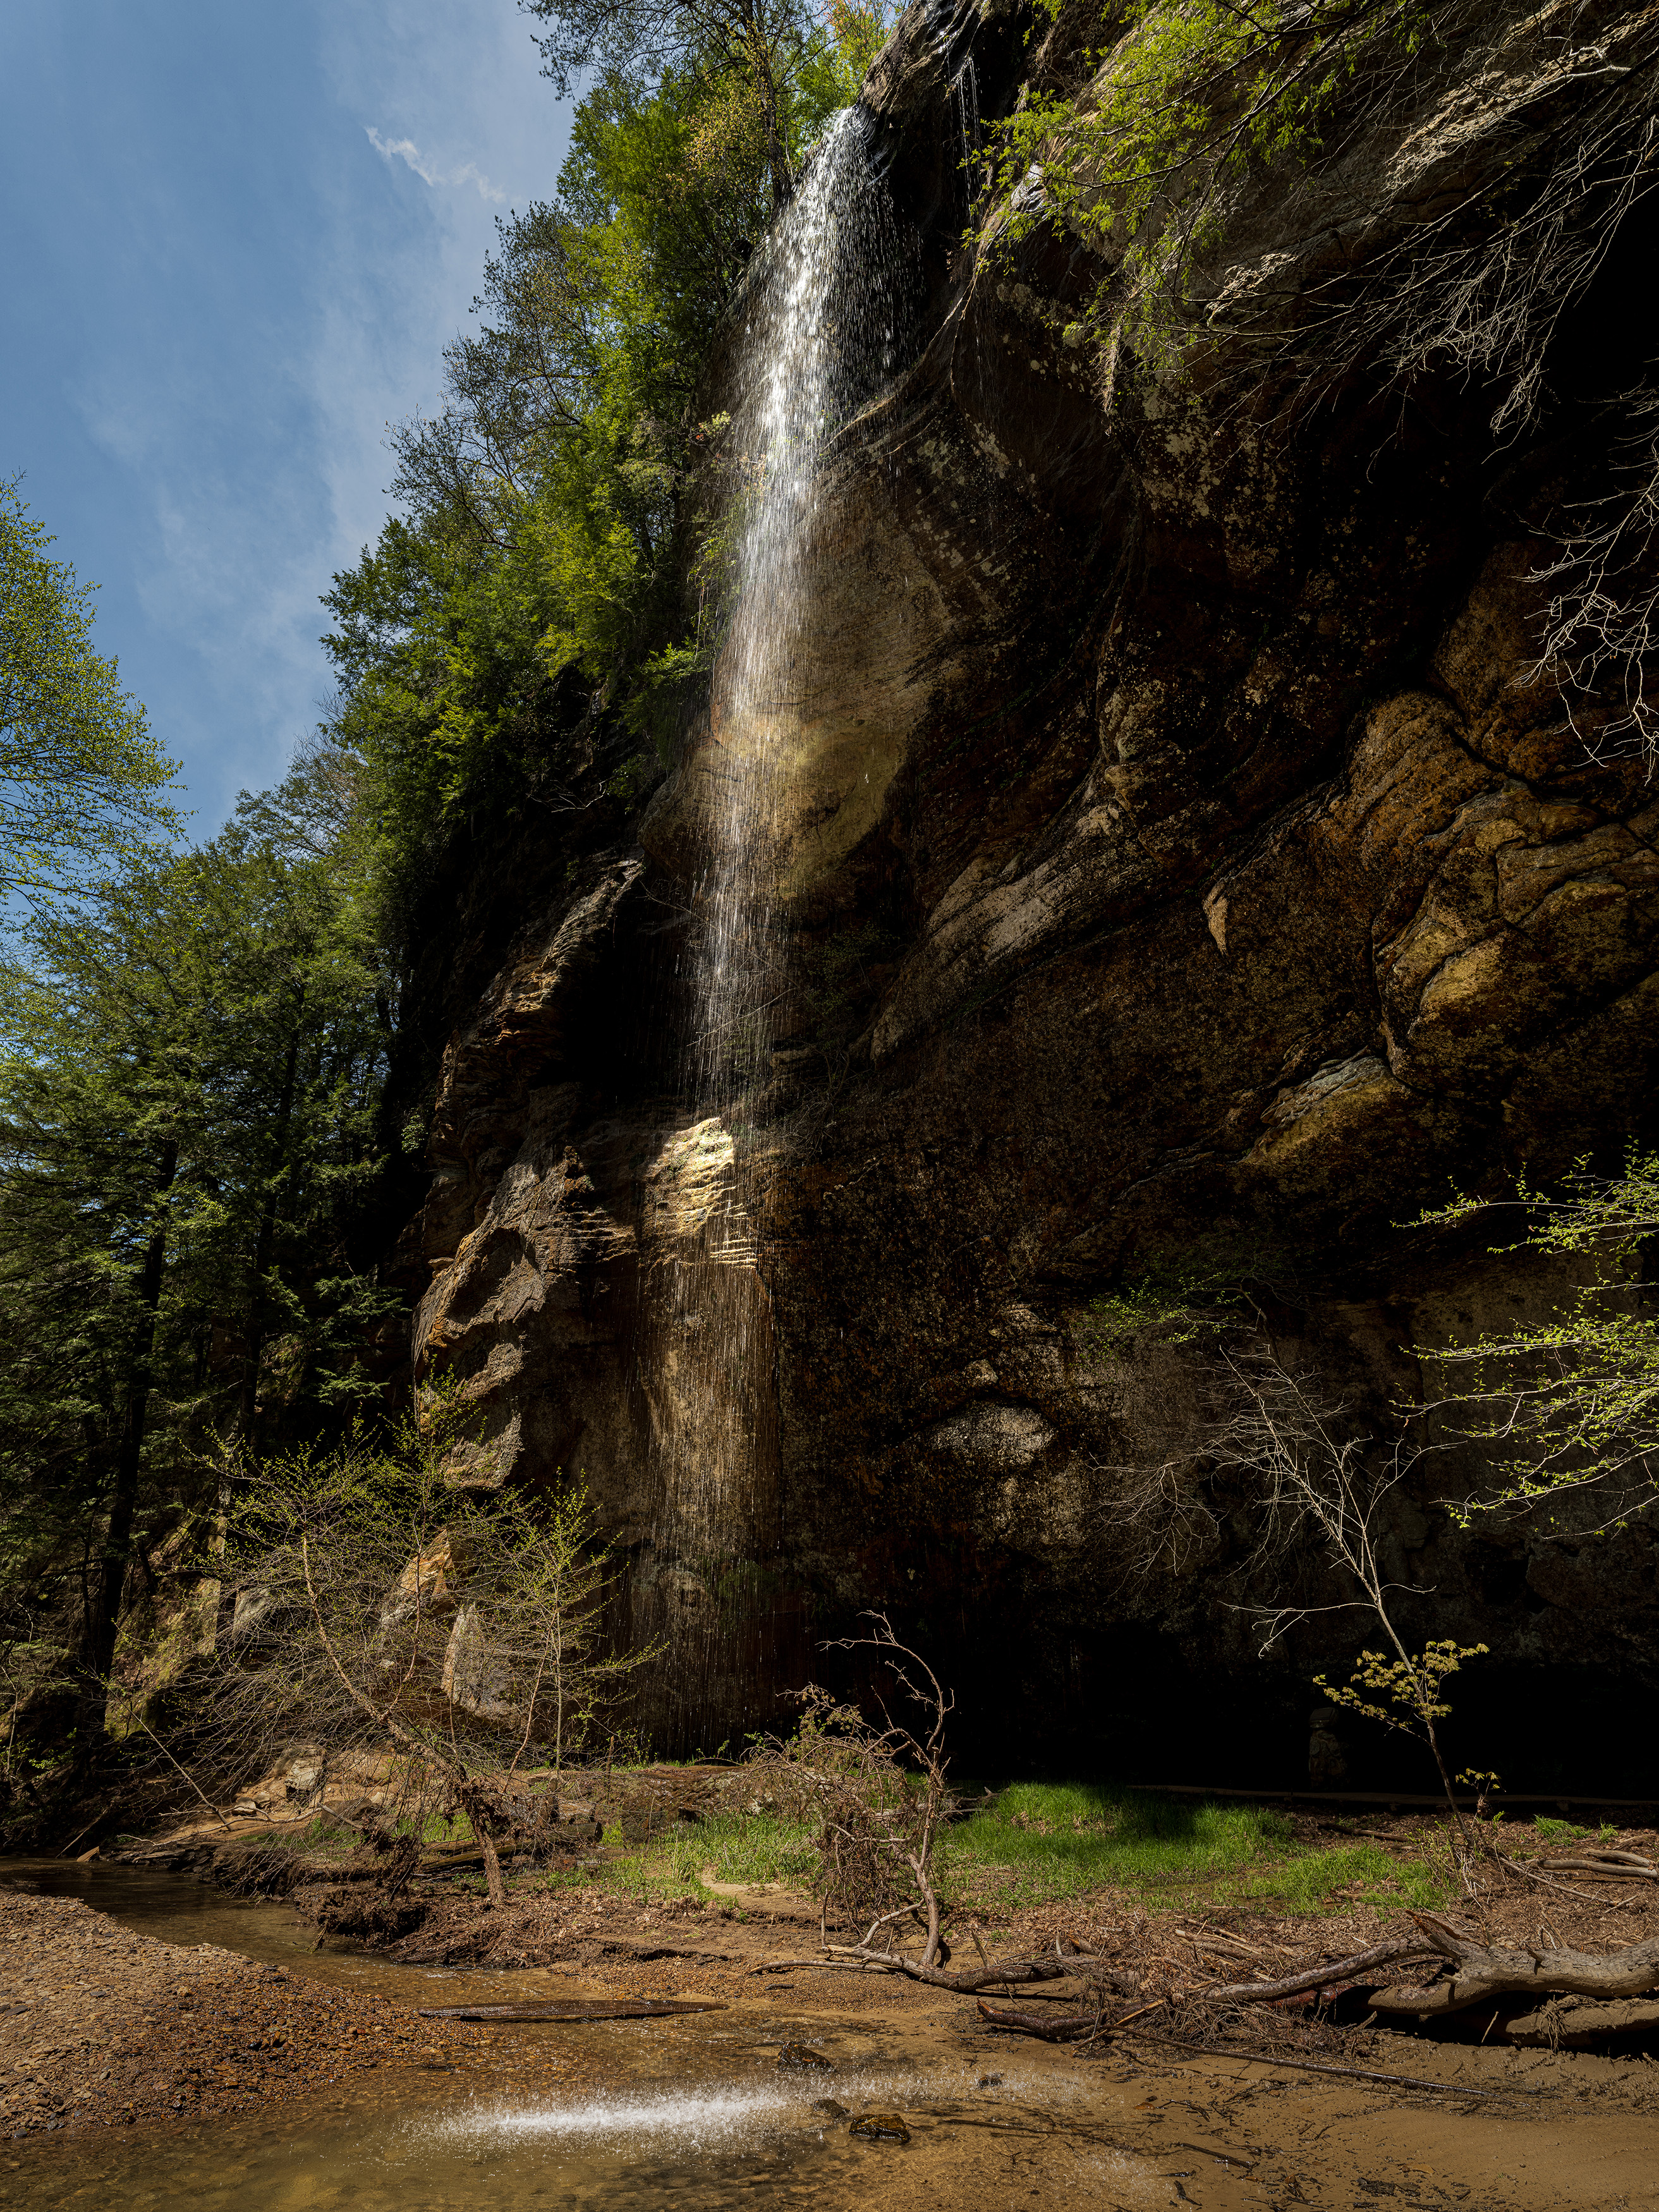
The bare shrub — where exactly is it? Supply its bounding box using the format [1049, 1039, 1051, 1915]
[1354, 99, 1659, 444]
[1109, 1344, 1485, 1871]
[196, 1409, 657, 1907]
[748, 1613, 954, 1964]
[1526, 385, 1659, 772]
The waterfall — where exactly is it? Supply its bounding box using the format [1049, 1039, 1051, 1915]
[952, 58, 984, 219]
[640, 107, 914, 1739]
[693, 104, 910, 1119]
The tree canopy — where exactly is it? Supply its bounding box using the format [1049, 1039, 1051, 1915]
[0, 480, 182, 906]
[521, 0, 855, 208]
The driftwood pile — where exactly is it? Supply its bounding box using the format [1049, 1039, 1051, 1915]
[757, 1837, 1659, 2054]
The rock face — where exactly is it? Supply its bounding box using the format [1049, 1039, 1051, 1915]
[397, 0, 1659, 1784]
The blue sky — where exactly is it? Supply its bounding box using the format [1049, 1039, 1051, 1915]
[1, 1, 571, 838]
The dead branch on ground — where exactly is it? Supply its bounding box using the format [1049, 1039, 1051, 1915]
[1200, 1936, 1442, 2005]
[749, 1948, 1081, 1992]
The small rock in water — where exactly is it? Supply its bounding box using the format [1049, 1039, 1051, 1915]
[977, 2074, 1002, 2088]
[777, 2041, 835, 2071]
[849, 2112, 910, 2143]
[813, 2097, 849, 2118]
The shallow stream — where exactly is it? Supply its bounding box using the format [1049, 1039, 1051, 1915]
[0, 1859, 1132, 2210]
[5, 2071, 1066, 2212]
[5, 1860, 1655, 2209]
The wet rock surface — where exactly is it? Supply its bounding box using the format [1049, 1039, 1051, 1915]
[385, 0, 1659, 1772]
[848, 2109, 910, 2141]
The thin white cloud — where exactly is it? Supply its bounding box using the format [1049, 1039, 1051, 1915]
[366, 126, 438, 183]
[366, 125, 505, 202]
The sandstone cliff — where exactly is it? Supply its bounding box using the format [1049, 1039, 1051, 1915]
[393, 0, 1659, 1788]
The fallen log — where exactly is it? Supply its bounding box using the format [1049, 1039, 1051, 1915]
[1371, 1912, 1659, 2017]
[1205, 1940, 1440, 2005]
[1505, 1996, 1659, 2046]
[417, 1998, 727, 2021]
[977, 2000, 1099, 2043]
[1533, 1849, 1658, 1882]
[755, 1947, 1079, 1992]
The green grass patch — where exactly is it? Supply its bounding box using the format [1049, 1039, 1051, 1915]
[662, 1812, 818, 1890]
[1528, 1816, 1617, 1844]
[1235, 1840, 1448, 1915]
[939, 1783, 1294, 1910]
[553, 1812, 818, 1907]
[384, 1809, 475, 1845]
[451, 1775, 1462, 1921]
[255, 1813, 359, 1856]
[939, 1783, 1457, 1917]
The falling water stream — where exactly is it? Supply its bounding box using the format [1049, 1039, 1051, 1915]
[690, 104, 911, 1104]
[642, 109, 917, 1734]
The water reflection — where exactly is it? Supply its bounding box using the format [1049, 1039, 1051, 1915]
[9, 2091, 833, 2210]
[0, 1857, 601, 2004]
[9, 2069, 1130, 2212]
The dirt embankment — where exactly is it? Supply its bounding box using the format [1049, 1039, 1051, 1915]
[0, 1892, 565, 2142]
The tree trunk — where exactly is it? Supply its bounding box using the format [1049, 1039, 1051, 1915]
[238, 1016, 303, 1444]
[763, 102, 792, 210]
[76, 1139, 179, 1746]
[746, 28, 791, 210]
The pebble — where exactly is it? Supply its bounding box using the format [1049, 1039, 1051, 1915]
[849, 2111, 910, 2142]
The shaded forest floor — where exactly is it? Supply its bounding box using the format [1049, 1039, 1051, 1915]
[106, 1782, 1659, 2058]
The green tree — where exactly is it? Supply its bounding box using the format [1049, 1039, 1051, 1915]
[523, 0, 844, 210]
[327, 47, 853, 899]
[0, 796, 395, 1747]
[0, 480, 181, 903]
[1414, 1151, 1659, 1528]
[823, 0, 890, 92]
